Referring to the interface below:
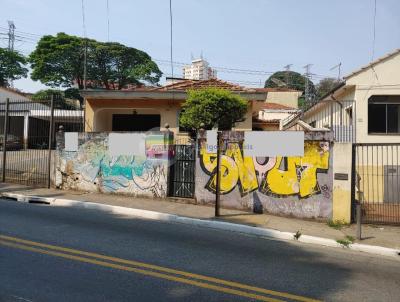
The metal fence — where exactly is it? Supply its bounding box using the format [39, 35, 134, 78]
[0, 96, 83, 187]
[301, 100, 356, 143]
[353, 143, 400, 225]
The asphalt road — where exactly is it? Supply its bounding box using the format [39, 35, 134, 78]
[0, 199, 400, 302]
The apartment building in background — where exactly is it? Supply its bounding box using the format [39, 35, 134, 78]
[182, 58, 217, 80]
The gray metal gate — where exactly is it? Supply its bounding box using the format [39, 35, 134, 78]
[0, 96, 83, 187]
[353, 143, 400, 224]
[168, 144, 196, 198]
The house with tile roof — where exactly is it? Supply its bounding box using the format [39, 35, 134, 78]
[285, 48, 400, 144]
[81, 78, 301, 140]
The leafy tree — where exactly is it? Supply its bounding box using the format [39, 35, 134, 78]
[31, 89, 79, 109]
[179, 88, 248, 130]
[88, 41, 162, 89]
[316, 77, 342, 99]
[0, 48, 28, 87]
[29, 33, 87, 89]
[265, 70, 316, 97]
[29, 33, 162, 90]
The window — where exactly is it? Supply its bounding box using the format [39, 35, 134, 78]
[368, 95, 400, 134]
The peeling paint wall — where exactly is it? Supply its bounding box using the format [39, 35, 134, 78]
[195, 131, 333, 219]
[56, 132, 172, 198]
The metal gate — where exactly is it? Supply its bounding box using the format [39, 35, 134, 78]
[353, 143, 400, 224]
[0, 96, 83, 187]
[168, 144, 196, 198]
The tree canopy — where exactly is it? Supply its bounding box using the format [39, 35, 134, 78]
[264, 70, 315, 96]
[315, 77, 342, 99]
[31, 88, 82, 109]
[0, 48, 28, 87]
[179, 88, 248, 131]
[29, 33, 162, 90]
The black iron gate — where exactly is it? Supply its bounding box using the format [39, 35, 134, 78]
[353, 143, 400, 225]
[0, 96, 83, 187]
[168, 144, 196, 198]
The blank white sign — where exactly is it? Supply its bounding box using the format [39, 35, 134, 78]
[244, 131, 304, 157]
[64, 132, 78, 152]
[108, 133, 145, 157]
[206, 130, 217, 154]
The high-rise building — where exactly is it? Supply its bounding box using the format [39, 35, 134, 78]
[182, 58, 217, 80]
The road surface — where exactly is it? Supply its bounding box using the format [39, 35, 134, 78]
[0, 198, 400, 302]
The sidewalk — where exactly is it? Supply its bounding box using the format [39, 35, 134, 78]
[1, 183, 400, 251]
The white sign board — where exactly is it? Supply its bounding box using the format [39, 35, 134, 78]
[244, 131, 304, 157]
[64, 132, 78, 152]
[108, 133, 146, 157]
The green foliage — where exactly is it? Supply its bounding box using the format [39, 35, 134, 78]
[179, 88, 248, 130]
[0, 48, 28, 87]
[31, 89, 79, 109]
[29, 33, 86, 88]
[336, 236, 354, 248]
[316, 77, 342, 99]
[264, 71, 315, 96]
[345, 235, 355, 243]
[293, 230, 302, 240]
[327, 219, 348, 230]
[88, 41, 162, 89]
[29, 33, 162, 89]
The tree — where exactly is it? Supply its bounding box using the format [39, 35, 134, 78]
[264, 71, 315, 96]
[29, 33, 162, 89]
[31, 89, 79, 109]
[29, 33, 86, 89]
[88, 41, 162, 89]
[316, 77, 342, 99]
[0, 48, 28, 87]
[179, 88, 248, 130]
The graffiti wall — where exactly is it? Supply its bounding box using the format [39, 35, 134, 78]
[56, 132, 172, 198]
[195, 132, 333, 219]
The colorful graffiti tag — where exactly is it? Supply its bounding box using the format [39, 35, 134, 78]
[56, 132, 170, 198]
[199, 141, 330, 199]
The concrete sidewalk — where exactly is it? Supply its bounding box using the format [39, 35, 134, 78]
[1, 183, 400, 250]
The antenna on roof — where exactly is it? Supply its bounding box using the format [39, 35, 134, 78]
[200, 50, 203, 60]
[190, 52, 194, 60]
[330, 62, 342, 80]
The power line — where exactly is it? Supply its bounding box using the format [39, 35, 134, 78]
[106, 0, 110, 41]
[303, 64, 313, 103]
[81, 0, 87, 90]
[169, 0, 174, 81]
[371, 0, 377, 61]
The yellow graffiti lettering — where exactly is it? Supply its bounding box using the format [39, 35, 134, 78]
[261, 142, 330, 198]
[200, 143, 258, 196]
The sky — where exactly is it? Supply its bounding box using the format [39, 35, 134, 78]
[1, 0, 399, 92]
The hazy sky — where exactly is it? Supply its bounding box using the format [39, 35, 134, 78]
[1, 0, 399, 92]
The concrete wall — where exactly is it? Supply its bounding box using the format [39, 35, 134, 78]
[56, 131, 172, 198]
[195, 131, 333, 219]
[265, 91, 301, 108]
[332, 143, 352, 223]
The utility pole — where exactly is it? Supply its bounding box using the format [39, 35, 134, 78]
[7, 21, 16, 88]
[330, 62, 342, 81]
[283, 64, 292, 87]
[7, 21, 15, 52]
[303, 64, 313, 104]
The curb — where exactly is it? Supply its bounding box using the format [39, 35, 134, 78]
[2, 192, 400, 259]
